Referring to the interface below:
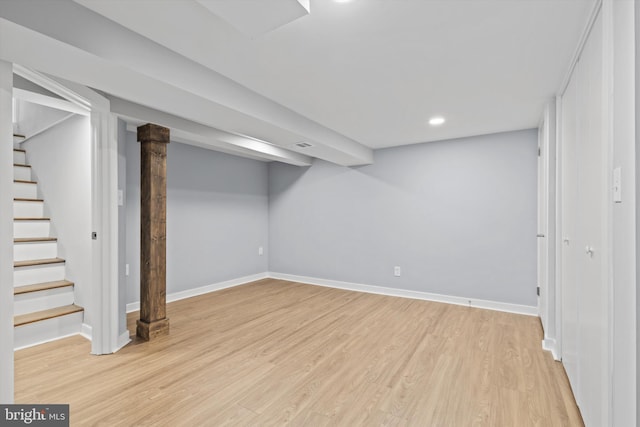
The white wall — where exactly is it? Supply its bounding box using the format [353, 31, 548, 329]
[269, 129, 538, 307]
[125, 132, 269, 305]
[636, 0, 640, 420]
[12, 99, 70, 139]
[610, 0, 637, 424]
[0, 60, 14, 403]
[21, 114, 92, 325]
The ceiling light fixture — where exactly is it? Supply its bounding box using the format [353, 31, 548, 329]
[429, 116, 445, 126]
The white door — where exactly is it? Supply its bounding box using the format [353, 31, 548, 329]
[574, 14, 609, 426]
[560, 11, 609, 426]
[560, 53, 580, 397]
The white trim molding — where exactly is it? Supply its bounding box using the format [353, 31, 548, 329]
[115, 331, 131, 352]
[126, 272, 269, 313]
[126, 271, 538, 318]
[558, 0, 603, 95]
[14, 331, 86, 352]
[12, 64, 91, 112]
[81, 323, 92, 341]
[90, 110, 120, 355]
[268, 272, 539, 316]
[542, 338, 560, 361]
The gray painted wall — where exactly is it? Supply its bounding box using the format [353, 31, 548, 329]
[269, 129, 538, 306]
[125, 132, 269, 304]
[22, 114, 93, 323]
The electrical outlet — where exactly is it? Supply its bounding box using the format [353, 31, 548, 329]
[258, 246, 264, 256]
[394, 266, 401, 277]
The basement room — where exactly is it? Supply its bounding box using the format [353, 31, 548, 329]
[0, 0, 637, 426]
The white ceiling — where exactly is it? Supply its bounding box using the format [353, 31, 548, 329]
[1, 0, 595, 163]
[74, 0, 594, 148]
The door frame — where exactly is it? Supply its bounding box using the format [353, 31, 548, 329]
[538, 100, 559, 360]
[12, 65, 120, 355]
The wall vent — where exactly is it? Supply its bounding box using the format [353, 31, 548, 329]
[294, 142, 313, 148]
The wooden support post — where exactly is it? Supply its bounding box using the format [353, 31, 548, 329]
[136, 123, 170, 341]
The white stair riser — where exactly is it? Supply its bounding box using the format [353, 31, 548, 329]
[14, 311, 83, 350]
[13, 201, 44, 218]
[13, 151, 26, 164]
[14, 221, 50, 238]
[14, 264, 65, 286]
[14, 287, 74, 316]
[14, 241, 58, 262]
[13, 182, 37, 199]
[13, 166, 31, 181]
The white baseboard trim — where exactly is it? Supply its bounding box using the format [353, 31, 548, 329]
[80, 323, 92, 341]
[81, 324, 131, 353]
[126, 272, 269, 313]
[14, 331, 83, 351]
[542, 338, 560, 361]
[114, 331, 131, 353]
[124, 271, 537, 317]
[268, 272, 539, 316]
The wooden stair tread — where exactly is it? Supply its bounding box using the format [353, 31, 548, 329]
[14, 198, 43, 202]
[14, 304, 83, 327]
[14, 280, 74, 295]
[14, 179, 37, 184]
[14, 217, 50, 221]
[14, 237, 57, 243]
[14, 258, 65, 268]
[14, 163, 31, 168]
[13, 147, 26, 152]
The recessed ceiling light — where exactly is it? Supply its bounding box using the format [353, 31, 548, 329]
[429, 116, 445, 126]
[334, 0, 353, 3]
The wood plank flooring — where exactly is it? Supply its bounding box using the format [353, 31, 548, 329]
[15, 279, 583, 426]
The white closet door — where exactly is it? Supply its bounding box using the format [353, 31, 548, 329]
[560, 52, 580, 399]
[560, 11, 609, 427]
[575, 13, 609, 426]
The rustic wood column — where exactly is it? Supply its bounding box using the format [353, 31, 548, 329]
[136, 123, 170, 341]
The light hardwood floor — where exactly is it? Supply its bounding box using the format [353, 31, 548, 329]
[15, 279, 583, 426]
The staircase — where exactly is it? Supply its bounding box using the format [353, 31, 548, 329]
[12, 147, 84, 350]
